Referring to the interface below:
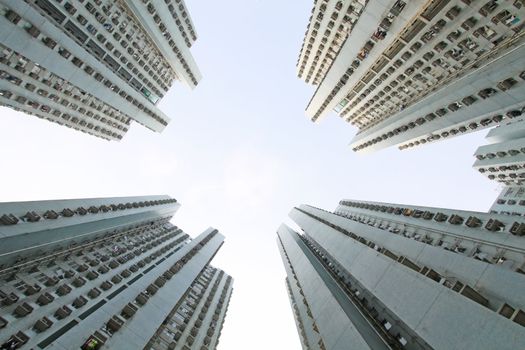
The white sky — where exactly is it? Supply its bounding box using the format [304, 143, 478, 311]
[0, 1, 503, 349]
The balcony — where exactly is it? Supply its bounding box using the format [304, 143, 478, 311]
[88, 288, 101, 299]
[86, 270, 99, 280]
[120, 269, 132, 278]
[54, 305, 72, 319]
[73, 296, 88, 308]
[98, 265, 110, 274]
[121, 303, 138, 319]
[135, 292, 149, 305]
[34, 317, 53, 332]
[37, 292, 55, 306]
[73, 277, 87, 288]
[465, 216, 482, 228]
[448, 215, 464, 225]
[434, 212, 448, 222]
[485, 219, 505, 232]
[56, 284, 72, 296]
[24, 284, 42, 296]
[497, 78, 518, 91]
[146, 284, 159, 295]
[510, 222, 525, 236]
[13, 302, 34, 317]
[81, 332, 107, 350]
[106, 315, 126, 333]
[2, 332, 29, 349]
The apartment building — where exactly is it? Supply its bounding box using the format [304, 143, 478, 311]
[0, 0, 201, 140]
[297, 0, 525, 153]
[474, 116, 525, 186]
[489, 185, 525, 216]
[278, 199, 525, 349]
[0, 195, 232, 350]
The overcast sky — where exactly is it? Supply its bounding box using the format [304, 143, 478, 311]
[0, 1, 503, 349]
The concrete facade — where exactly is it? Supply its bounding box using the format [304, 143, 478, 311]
[0, 0, 201, 140]
[474, 117, 525, 186]
[298, 0, 525, 153]
[278, 199, 525, 349]
[489, 185, 525, 216]
[0, 195, 232, 350]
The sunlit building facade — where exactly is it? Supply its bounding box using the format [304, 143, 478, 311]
[298, 0, 525, 153]
[278, 199, 525, 349]
[0, 0, 201, 140]
[0, 195, 232, 350]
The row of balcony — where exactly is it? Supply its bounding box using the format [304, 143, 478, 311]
[299, 1, 359, 85]
[300, 210, 525, 330]
[0, 223, 188, 349]
[134, 0, 198, 85]
[0, 198, 176, 226]
[339, 200, 525, 235]
[297, 0, 361, 84]
[0, 44, 131, 126]
[0, 59, 129, 139]
[148, 267, 220, 350]
[355, 73, 524, 152]
[308, 0, 408, 121]
[79, 239, 203, 350]
[1, 227, 183, 320]
[347, 2, 523, 129]
[303, 204, 525, 277]
[399, 108, 523, 151]
[42, 0, 174, 96]
[15, 4, 170, 125]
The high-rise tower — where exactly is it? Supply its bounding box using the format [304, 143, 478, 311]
[297, 0, 525, 153]
[474, 117, 525, 186]
[278, 199, 525, 349]
[0, 0, 201, 140]
[489, 185, 525, 216]
[0, 195, 232, 350]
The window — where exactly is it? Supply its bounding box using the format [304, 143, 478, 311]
[64, 2, 76, 15]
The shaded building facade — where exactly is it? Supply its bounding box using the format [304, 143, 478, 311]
[297, 0, 525, 153]
[0, 195, 232, 350]
[278, 199, 525, 349]
[0, 0, 201, 140]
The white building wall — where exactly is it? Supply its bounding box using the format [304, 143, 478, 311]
[278, 225, 373, 350]
[288, 205, 525, 350]
[0, 0, 202, 140]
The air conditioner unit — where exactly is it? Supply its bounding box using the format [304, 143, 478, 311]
[34, 317, 53, 332]
[73, 296, 88, 308]
[485, 219, 504, 232]
[37, 292, 54, 306]
[61, 208, 75, 217]
[465, 216, 482, 228]
[43, 210, 59, 219]
[88, 288, 101, 299]
[0, 214, 19, 225]
[448, 214, 464, 225]
[23, 211, 41, 222]
[422, 211, 434, 220]
[434, 212, 448, 222]
[106, 315, 125, 332]
[510, 222, 525, 236]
